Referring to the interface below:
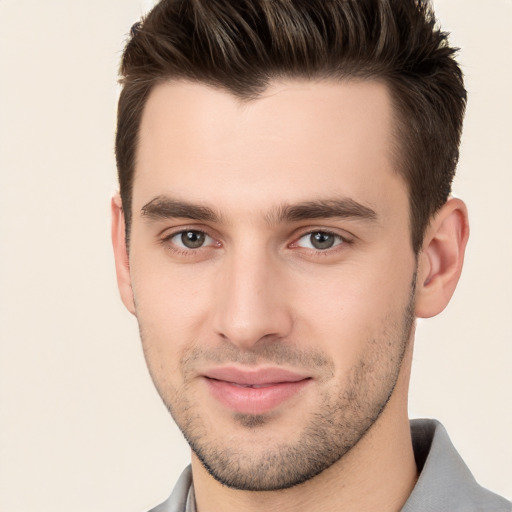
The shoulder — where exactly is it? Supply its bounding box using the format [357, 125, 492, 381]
[147, 466, 193, 512]
[402, 419, 511, 512]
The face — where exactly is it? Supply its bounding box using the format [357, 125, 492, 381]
[124, 79, 418, 490]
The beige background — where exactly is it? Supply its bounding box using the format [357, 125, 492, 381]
[0, 0, 510, 510]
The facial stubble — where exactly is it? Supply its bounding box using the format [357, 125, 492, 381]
[139, 273, 417, 492]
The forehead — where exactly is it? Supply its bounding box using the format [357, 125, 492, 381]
[134, 79, 407, 222]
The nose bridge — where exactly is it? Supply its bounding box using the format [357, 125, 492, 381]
[212, 241, 292, 348]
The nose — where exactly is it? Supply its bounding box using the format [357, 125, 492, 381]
[212, 248, 293, 349]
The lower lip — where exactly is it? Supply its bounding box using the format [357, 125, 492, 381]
[205, 378, 310, 415]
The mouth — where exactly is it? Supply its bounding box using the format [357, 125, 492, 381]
[202, 367, 312, 415]
[225, 382, 282, 389]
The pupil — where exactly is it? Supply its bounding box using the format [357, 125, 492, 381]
[311, 232, 334, 249]
[182, 231, 205, 248]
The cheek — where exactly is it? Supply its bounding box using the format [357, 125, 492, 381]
[130, 256, 215, 356]
[132, 267, 215, 398]
[292, 257, 414, 361]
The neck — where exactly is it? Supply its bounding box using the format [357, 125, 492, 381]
[191, 352, 418, 512]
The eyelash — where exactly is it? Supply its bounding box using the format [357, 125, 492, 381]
[291, 230, 350, 252]
[159, 228, 352, 257]
[159, 228, 219, 255]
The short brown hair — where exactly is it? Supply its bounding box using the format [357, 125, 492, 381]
[116, 0, 466, 253]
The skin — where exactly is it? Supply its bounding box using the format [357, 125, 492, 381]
[112, 79, 469, 511]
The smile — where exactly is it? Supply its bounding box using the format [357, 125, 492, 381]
[203, 367, 311, 415]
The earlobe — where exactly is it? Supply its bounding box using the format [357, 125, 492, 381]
[415, 198, 469, 318]
[111, 194, 136, 315]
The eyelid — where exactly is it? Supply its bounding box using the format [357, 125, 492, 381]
[172, 231, 214, 249]
[159, 225, 221, 251]
[289, 227, 354, 246]
[159, 223, 216, 240]
[293, 231, 343, 250]
[157, 224, 354, 254]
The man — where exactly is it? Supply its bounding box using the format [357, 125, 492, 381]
[111, 0, 511, 510]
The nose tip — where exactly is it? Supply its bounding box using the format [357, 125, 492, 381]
[212, 257, 293, 349]
[216, 312, 285, 350]
[214, 291, 293, 349]
[216, 320, 274, 349]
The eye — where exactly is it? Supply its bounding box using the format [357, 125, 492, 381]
[170, 230, 214, 249]
[295, 231, 344, 250]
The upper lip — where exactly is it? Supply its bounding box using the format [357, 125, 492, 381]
[203, 367, 310, 386]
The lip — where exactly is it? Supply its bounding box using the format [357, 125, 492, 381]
[203, 367, 311, 415]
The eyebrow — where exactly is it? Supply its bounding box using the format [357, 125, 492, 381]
[140, 195, 378, 225]
[266, 198, 378, 225]
[141, 196, 223, 223]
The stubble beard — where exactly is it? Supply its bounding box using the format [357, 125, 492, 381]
[141, 276, 416, 492]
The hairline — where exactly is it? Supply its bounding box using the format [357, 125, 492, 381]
[124, 74, 420, 252]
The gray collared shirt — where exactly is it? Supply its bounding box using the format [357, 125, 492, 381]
[148, 419, 511, 512]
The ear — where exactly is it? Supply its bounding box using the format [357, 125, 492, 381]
[111, 193, 136, 315]
[415, 198, 470, 318]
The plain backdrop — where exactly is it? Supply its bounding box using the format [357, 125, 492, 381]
[0, 0, 511, 511]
